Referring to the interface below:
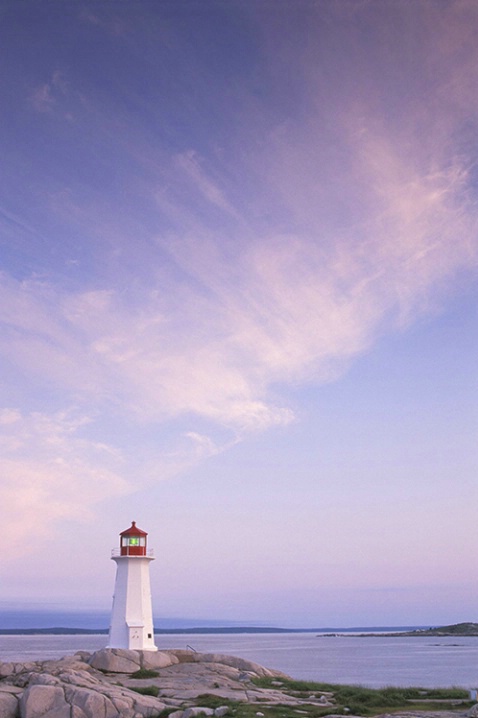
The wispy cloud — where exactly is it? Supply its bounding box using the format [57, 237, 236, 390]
[2, 0, 478, 551]
[3, 74, 478, 426]
[0, 409, 128, 554]
[175, 150, 240, 219]
[30, 70, 69, 114]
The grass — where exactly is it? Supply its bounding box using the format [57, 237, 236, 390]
[251, 677, 472, 716]
[196, 694, 234, 708]
[130, 684, 161, 697]
[193, 698, 335, 718]
[130, 668, 160, 679]
[130, 676, 472, 717]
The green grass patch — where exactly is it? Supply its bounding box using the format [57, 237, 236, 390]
[252, 677, 470, 716]
[219, 705, 343, 718]
[196, 694, 235, 709]
[242, 706, 343, 718]
[194, 696, 337, 718]
[130, 668, 160, 679]
[147, 678, 472, 718]
[130, 684, 160, 697]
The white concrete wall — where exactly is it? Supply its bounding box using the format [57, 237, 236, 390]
[108, 556, 157, 651]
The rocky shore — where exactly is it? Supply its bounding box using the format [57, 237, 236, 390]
[0, 647, 476, 718]
[0, 647, 329, 718]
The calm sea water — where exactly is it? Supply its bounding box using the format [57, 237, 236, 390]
[0, 633, 477, 689]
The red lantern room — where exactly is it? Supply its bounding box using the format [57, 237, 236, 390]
[119, 521, 148, 556]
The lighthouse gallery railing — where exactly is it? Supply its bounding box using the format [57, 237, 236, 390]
[111, 548, 155, 557]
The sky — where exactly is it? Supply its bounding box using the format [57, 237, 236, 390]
[0, 0, 477, 629]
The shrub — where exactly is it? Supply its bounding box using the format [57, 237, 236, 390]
[130, 685, 160, 697]
[130, 668, 160, 679]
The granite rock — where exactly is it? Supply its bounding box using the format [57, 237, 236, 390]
[214, 707, 230, 716]
[0, 648, 342, 717]
[20, 684, 70, 718]
[0, 691, 18, 718]
[168, 652, 286, 679]
[2, 654, 167, 718]
[89, 648, 178, 673]
[88, 649, 142, 674]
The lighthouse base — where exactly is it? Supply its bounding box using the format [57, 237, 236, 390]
[107, 626, 158, 652]
[124, 623, 158, 652]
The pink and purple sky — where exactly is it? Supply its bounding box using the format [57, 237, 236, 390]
[0, 0, 477, 628]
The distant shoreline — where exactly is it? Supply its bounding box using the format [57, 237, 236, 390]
[0, 625, 421, 636]
[2, 622, 477, 636]
[0, 622, 478, 638]
[358, 622, 478, 638]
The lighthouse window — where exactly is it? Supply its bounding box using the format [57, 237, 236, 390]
[121, 536, 146, 547]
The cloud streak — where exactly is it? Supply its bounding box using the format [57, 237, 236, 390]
[1, 0, 477, 554]
[0, 409, 128, 554]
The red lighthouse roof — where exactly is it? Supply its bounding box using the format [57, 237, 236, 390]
[120, 521, 148, 537]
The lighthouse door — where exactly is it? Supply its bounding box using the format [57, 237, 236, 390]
[128, 626, 143, 649]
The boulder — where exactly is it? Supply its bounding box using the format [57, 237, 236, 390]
[57, 670, 99, 688]
[89, 648, 177, 673]
[63, 685, 118, 718]
[18, 668, 168, 718]
[0, 687, 22, 697]
[0, 665, 14, 680]
[125, 691, 165, 717]
[0, 662, 38, 680]
[195, 654, 285, 678]
[0, 692, 18, 718]
[66, 681, 165, 718]
[214, 707, 230, 716]
[89, 649, 141, 674]
[43, 657, 93, 674]
[142, 651, 179, 670]
[20, 684, 70, 718]
[29, 673, 60, 686]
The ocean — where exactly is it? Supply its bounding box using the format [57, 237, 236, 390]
[0, 632, 477, 689]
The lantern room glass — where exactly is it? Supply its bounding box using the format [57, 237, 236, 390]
[122, 537, 145, 546]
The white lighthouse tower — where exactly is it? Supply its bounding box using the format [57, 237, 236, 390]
[108, 521, 158, 651]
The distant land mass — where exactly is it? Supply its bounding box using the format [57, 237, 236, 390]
[348, 622, 478, 638]
[0, 625, 424, 635]
[0, 622, 478, 638]
[379, 622, 478, 637]
[2, 623, 477, 636]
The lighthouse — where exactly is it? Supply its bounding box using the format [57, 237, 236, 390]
[108, 521, 158, 651]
